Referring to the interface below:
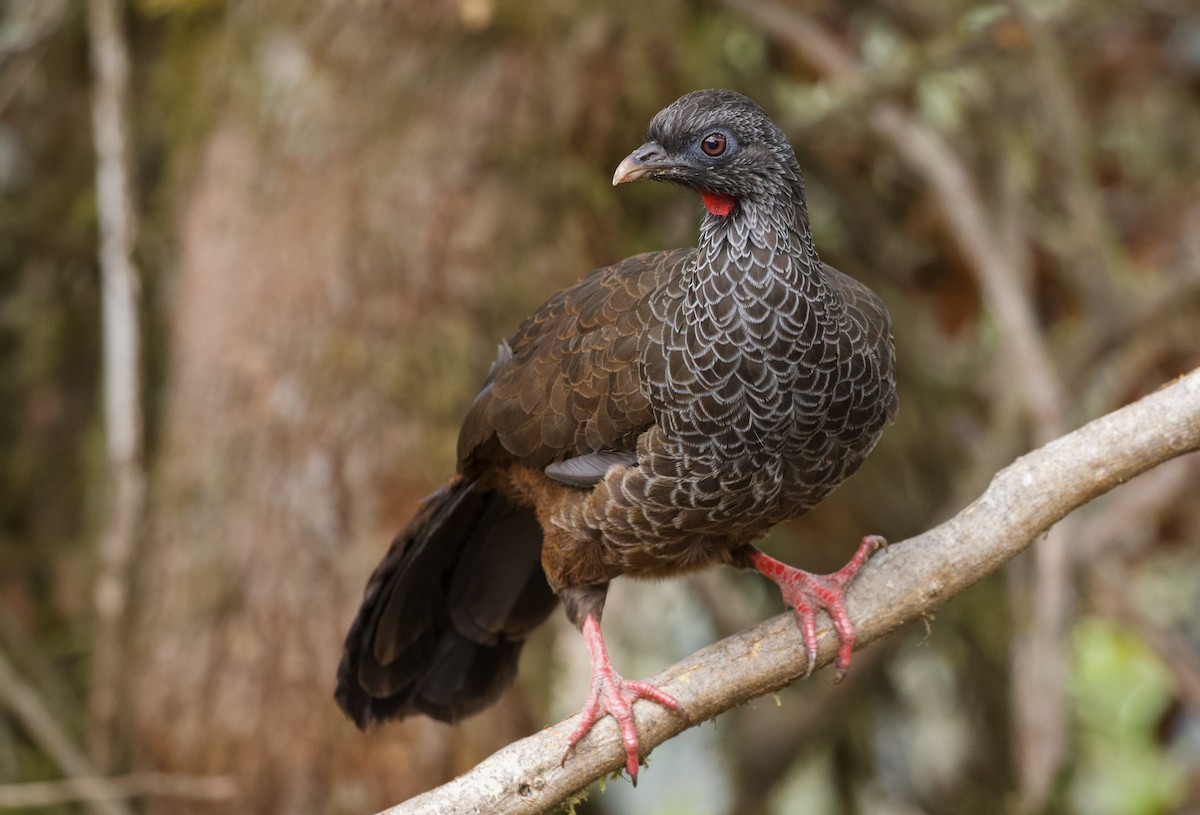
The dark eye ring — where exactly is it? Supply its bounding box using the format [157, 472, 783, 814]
[700, 132, 727, 157]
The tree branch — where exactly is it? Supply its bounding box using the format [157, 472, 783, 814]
[378, 368, 1200, 815]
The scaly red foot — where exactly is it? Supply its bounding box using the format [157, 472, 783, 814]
[561, 614, 681, 785]
[749, 535, 886, 681]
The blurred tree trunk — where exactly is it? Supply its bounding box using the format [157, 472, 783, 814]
[124, 2, 687, 812]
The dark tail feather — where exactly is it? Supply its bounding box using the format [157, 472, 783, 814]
[335, 478, 556, 728]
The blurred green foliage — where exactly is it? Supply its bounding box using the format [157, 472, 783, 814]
[1071, 619, 1184, 814]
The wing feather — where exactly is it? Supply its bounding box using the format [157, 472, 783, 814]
[458, 249, 693, 474]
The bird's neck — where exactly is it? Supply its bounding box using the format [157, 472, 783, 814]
[688, 189, 833, 321]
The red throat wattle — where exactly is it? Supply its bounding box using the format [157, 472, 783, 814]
[701, 190, 737, 217]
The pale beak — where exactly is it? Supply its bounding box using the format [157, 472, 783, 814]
[612, 141, 670, 186]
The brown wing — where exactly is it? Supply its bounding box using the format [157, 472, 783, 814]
[457, 249, 694, 475]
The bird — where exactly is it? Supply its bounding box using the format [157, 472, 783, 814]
[334, 89, 898, 785]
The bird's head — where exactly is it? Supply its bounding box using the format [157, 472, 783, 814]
[613, 89, 800, 218]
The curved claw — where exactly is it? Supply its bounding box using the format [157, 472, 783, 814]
[793, 600, 819, 679]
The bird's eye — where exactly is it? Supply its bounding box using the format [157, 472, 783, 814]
[700, 132, 727, 157]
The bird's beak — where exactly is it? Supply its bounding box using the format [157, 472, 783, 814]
[613, 141, 671, 186]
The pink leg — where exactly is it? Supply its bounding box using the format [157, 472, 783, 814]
[747, 535, 886, 681]
[561, 614, 682, 785]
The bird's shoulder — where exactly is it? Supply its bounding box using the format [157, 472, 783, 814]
[457, 248, 695, 475]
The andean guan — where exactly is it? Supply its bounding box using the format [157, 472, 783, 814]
[335, 89, 898, 783]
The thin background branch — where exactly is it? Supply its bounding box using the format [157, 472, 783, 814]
[0, 773, 238, 808]
[85, 0, 145, 773]
[0, 648, 133, 815]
